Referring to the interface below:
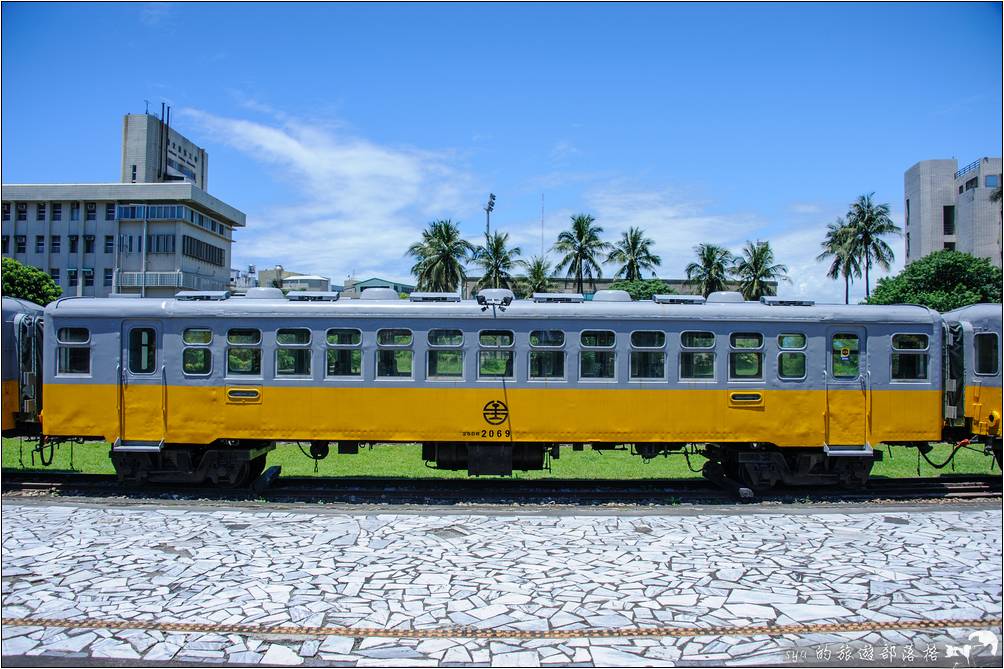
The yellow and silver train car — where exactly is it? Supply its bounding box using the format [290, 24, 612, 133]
[28, 287, 1002, 488]
[1, 296, 43, 436]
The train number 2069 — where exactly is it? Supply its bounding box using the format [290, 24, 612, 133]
[481, 429, 511, 439]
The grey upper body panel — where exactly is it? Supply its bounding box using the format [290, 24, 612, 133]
[2, 297, 43, 383]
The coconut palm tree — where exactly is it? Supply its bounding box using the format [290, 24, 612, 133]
[406, 219, 475, 292]
[817, 218, 861, 305]
[553, 214, 612, 294]
[846, 193, 901, 299]
[517, 256, 554, 297]
[607, 226, 662, 281]
[685, 243, 734, 297]
[733, 240, 789, 300]
[472, 231, 522, 291]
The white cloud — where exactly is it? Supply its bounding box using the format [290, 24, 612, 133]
[789, 202, 822, 215]
[180, 108, 472, 283]
[549, 141, 580, 162]
[139, 3, 172, 26]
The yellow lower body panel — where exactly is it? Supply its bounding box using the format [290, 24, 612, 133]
[43, 383, 945, 447]
[965, 385, 1003, 437]
[2, 379, 18, 431]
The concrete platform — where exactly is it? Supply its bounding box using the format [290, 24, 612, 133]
[2, 500, 1001, 666]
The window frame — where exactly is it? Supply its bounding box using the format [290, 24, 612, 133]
[529, 330, 565, 348]
[577, 329, 617, 382]
[226, 327, 262, 377]
[427, 349, 465, 381]
[56, 328, 91, 375]
[428, 328, 464, 347]
[325, 328, 363, 379]
[890, 332, 930, 383]
[479, 329, 515, 348]
[830, 332, 862, 380]
[629, 330, 666, 382]
[127, 327, 158, 376]
[679, 331, 717, 382]
[273, 328, 312, 378]
[182, 347, 213, 377]
[728, 332, 765, 381]
[376, 328, 414, 380]
[528, 349, 566, 381]
[777, 332, 807, 382]
[974, 332, 1000, 377]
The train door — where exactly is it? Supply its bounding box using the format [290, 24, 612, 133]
[825, 327, 869, 446]
[118, 321, 166, 446]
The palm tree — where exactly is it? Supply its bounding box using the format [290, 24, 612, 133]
[607, 226, 662, 281]
[733, 240, 789, 300]
[685, 243, 734, 297]
[472, 231, 522, 291]
[817, 218, 861, 305]
[517, 256, 554, 297]
[406, 219, 475, 292]
[553, 214, 612, 294]
[846, 193, 901, 299]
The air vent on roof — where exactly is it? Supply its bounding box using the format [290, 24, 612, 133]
[286, 291, 341, 302]
[592, 290, 632, 302]
[706, 291, 745, 303]
[109, 293, 141, 299]
[653, 294, 705, 304]
[176, 290, 230, 301]
[760, 296, 815, 306]
[409, 292, 461, 302]
[532, 293, 584, 303]
[360, 287, 400, 300]
[244, 287, 285, 299]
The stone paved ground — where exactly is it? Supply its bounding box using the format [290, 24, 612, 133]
[1, 501, 1001, 666]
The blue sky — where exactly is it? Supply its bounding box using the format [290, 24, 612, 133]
[3, 2, 1001, 301]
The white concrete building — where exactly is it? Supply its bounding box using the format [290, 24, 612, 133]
[122, 110, 208, 190]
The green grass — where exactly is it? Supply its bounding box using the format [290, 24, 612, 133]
[2, 438, 997, 479]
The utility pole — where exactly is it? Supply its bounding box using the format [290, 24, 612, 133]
[484, 193, 496, 237]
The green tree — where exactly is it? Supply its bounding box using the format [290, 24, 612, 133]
[685, 243, 734, 297]
[817, 217, 862, 305]
[607, 226, 661, 281]
[846, 192, 901, 299]
[516, 255, 554, 297]
[608, 279, 674, 301]
[1, 257, 61, 305]
[553, 214, 612, 294]
[472, 231, 522, 291]
[733, 240, 789, 300]
[865, 250, 1002, 311]
[407, 219, 474, 292]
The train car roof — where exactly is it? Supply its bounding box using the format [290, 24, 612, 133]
[44, 295, 944, 324]
[943, 303, 1003, 331]
[3, 296, 44, 321]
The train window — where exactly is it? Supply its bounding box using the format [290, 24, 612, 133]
[227, 348, 261, 376]
[778, 333, 806, 349]
[631, 351, 665, 379]
[580, 351, 615, 379]
[975, 333, 999, 375]
[480, 330, 514, 347]
[729, 332, 763, 380]
[183, 328, 212, 345]
[377, 350, 413, 378]
[681, 331, 714, 348]
[631, 331, 665, 348]
[276, 328, 311, 345]
[891, 333, 928, 381]
[581, 330, 615, 348]
[429, 329, 463, 347]
[228, 328, 261, 345]
[327, 349, 362, 377]
[428, 350, 464, 378]
[57, 327, 90, 344]
[680, 352, 714, 380]
[182, 348, 212, 375]
[128, 328, 157, 374]
[480, 351, 514, 378]
[778, 352, 806, 380]
[730, 333, 763, 349]
[276, 349, 311, 376]
[530, 351, 564, 379]
[831, 334, 860, 379]
[530, 330, 564, 347]
[327, 329, 362, 346]
[377, 329, 412, 346]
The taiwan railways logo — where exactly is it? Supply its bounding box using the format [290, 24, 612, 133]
[482, 400, 509, 425]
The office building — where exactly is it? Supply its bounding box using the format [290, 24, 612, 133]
[122, 110, 208, 190]
[905, 157, 1002, 267]
[2, 182, 245, 297]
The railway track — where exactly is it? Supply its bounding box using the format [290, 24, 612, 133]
[1, 469, 1000, 504]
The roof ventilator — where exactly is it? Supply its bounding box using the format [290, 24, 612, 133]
[360, 287, 401, 300]
[653, 294, 705, 304]
[591, 289, 632, 302]
[760, 296, 815, 306]
[532, 293, 584, 303]
[409, 292, 461, 302]
[244, 287, 286, 299]
[175, 290, 231, 301]
[286, 292, 341, 302]
[706, 291, 745, 303]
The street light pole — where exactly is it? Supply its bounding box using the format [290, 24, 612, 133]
[484, 193, 496, 237]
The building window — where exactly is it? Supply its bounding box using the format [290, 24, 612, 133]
[1, 236, 8, 253]
[49, 268, 59, 284]
[70, 203, 80, 221]
[69, 235, 79, 254]
[326, 328, 362, 377]
[83, 235, 95, 254]
[104, 235, 114, 253]
[377, 328, 413, 378]
[729, 333, 764, 380]
[35, 235, 45, 253]
[83, 269, 94, 287]
[778, 333, 806, 380]
[427, 329, 464, 379]
[975, 333, 999, 375]
[2, 203, 9, 221]
[51, 235, 61, 253]
[680, 331, 715, 380]
[944, 242, 956, 251]
[56, 327, 90, 375]
[227, 328, 262, 376]
[128, 328, 157, 374]
[103, 268, 113, 287]
[51, 203, 61, 221]
[105, 203, 115, 220]
[182, 234, 225, 267]
[85, 202, 96, 221]
[14, 236, 26, 254]
[68, 269, 78, 287]
[986, 175, 1000, 189]
[964, 177, 978, 192]
[36, 203, 46, 221]
[131, 165, 137, 182]
[943, 206, 955, 236]
[16, 203, 27, 221]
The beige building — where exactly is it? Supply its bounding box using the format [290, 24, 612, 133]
[122, 110, 208, 190]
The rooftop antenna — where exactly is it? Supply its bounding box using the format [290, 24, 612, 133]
[144, 99, 149, 114]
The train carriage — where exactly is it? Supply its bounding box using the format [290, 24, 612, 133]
[29, 286, 998, 489]
[2, 297, 43, 436]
